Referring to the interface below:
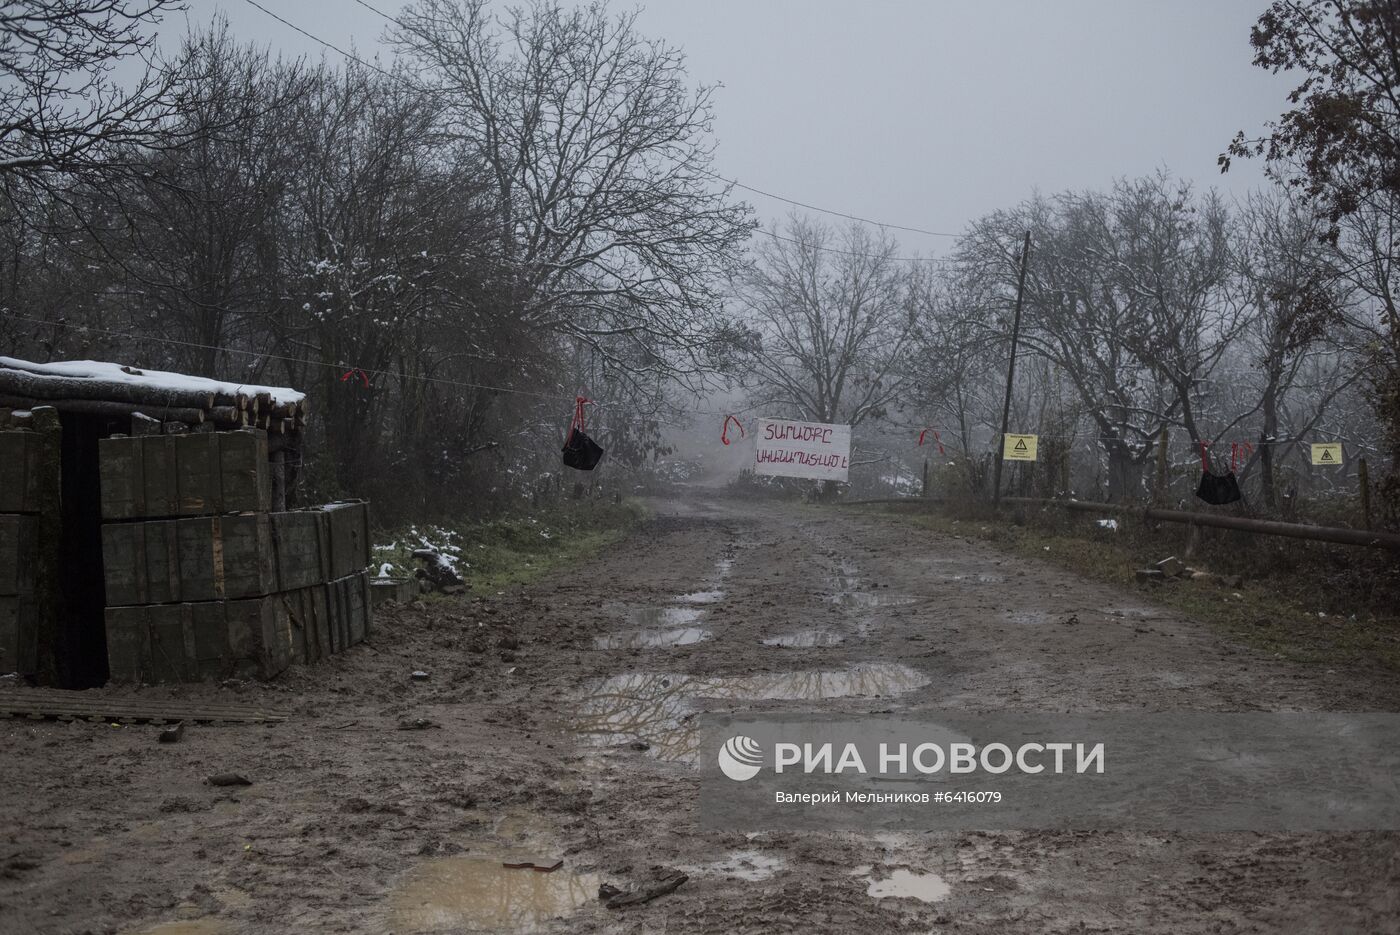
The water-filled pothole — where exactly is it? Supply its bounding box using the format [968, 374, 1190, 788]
[571, 664, 930, 762]
[125, 923, 226, 935]
[596, 626, 712, 650]
[866, 869, 950, 902]
[830, 591, 915, 609]
[762, 629, 845, 647]
[390, 859, 600, 932]
[621, 606, 706, 627]
[675, 588, 725, 604]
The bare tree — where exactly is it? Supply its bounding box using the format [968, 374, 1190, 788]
[958, 190, 1169, 499]
[1235, 190, 1354, 507]
[1111, 177, 1244, 451]
[90, 24, 313, 376]
[391, 0, 753, 382]
[0, 0, 185, 208]
[741, 216, 915, 427]
[1227, 0, 1400, 521]
[951, 177, 1243, 500]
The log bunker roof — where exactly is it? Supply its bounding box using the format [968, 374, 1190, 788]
[0, 357, 305, 409]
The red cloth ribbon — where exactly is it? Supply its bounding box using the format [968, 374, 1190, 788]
[340, 368, 370, 388]
[917, 429, 945, 455]
[721, 415, 746, 446]
[567, 396, 590, 440]
[1200, 441, 1210, 472]
[1229, 441, 1255, 474]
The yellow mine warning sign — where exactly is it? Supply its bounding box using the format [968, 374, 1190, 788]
[1311, 442, 1343, 466]
[1003, 433, 1038, 461]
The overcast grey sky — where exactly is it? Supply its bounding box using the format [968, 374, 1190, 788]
[195, 1, 1295, 259]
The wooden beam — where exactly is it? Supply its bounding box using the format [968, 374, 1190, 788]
[0, 394, 205, 424]
[0, 366, 215, 409]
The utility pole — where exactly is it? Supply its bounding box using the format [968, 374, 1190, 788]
[992, 231, 1031, 508]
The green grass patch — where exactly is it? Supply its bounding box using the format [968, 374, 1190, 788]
[372, 499, 649, 596]
[848, 501, 1400, 674]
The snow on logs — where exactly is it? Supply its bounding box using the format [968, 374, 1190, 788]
[0, 357, 309, 435]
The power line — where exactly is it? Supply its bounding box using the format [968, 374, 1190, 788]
[350, 0, 403, 25]
[245, 3, 961, 269]
[698, 170, 959, 239]
[290, 0, 969, 249]
[762, 227, 954, 264]
[241, 0, 403, 82]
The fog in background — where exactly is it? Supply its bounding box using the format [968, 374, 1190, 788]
[199, 1, 1306, 494]
[205, 0, 1292, 249]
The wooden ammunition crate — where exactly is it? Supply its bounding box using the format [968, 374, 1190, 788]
[370, 576, 417, 607]
[100, 429, 270, 520]
[102, 514, 275, 605]
[0, 595, 36, 675]
[270, 510, 331, 591]
[326, 571, 372, 652]
[105, 597, 292, 683]
[275, 584, 332, 665]
[0, 430, 43, 514]
[320, 501, 371, 580]
[0, 514, 34, 597]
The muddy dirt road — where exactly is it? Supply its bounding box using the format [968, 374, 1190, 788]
[3, 496, 1399, 934]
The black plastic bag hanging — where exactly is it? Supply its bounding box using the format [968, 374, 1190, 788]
[562, 396, 604, 471]
[1194, 441, 1241, 506]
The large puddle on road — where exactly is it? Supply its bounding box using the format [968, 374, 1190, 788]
[126, 923, 226, 935]
[675, 588, 725, 604]
[596, 626, 712, 649]
[763, 629, 845, 647]
[865, 869, 951, 903]
[596, 606, 711, 649]
[571, 664, 930, 763]
[831, 591, 916, 610]
[390, 859, 599, 932]
[618, 606, 706, 627]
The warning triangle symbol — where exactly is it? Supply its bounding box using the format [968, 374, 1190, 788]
[1014, 438, 1028, 451]
[1321, 449, 1334, 462]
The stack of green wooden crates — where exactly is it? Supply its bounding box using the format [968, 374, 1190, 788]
[100, 428, 372, 682]
[0, 422, 46, 675]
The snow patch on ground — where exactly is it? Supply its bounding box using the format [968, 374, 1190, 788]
[374, 525, 469, 576]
